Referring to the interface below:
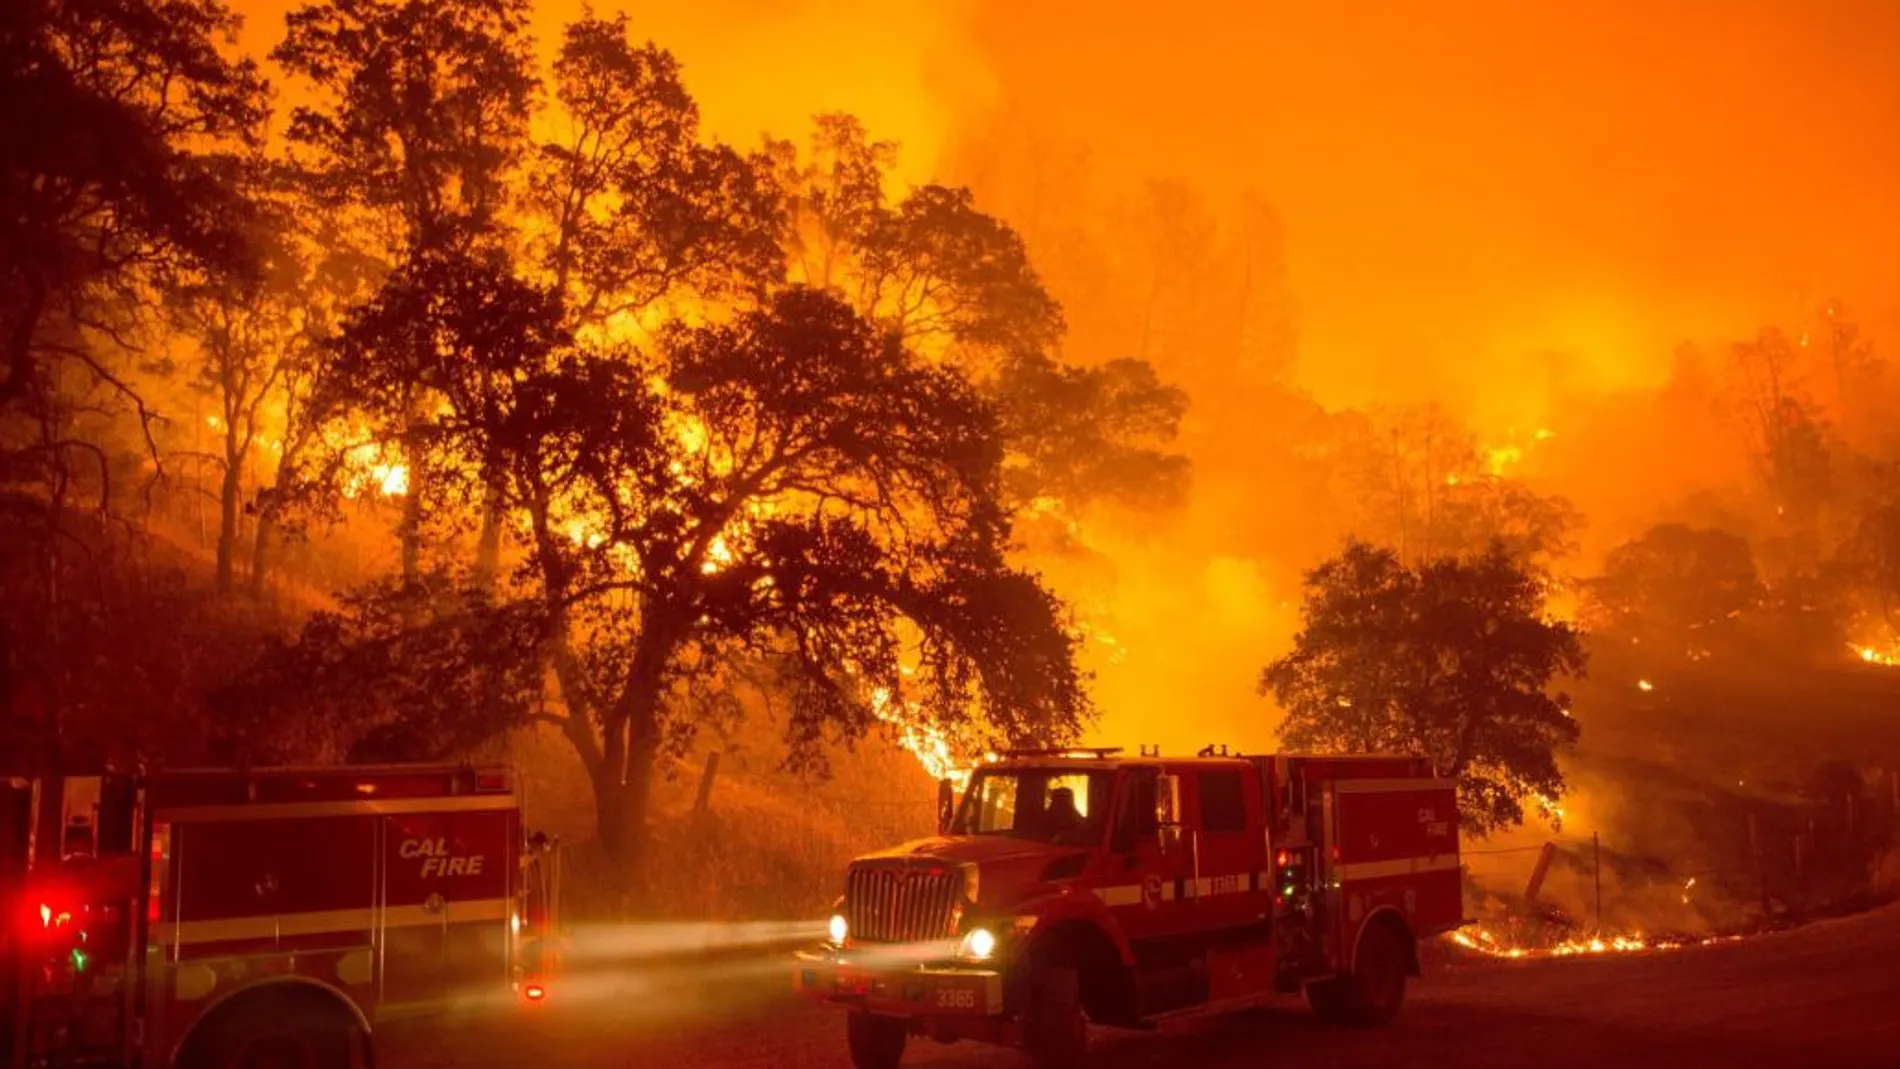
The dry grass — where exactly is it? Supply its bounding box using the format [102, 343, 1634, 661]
[506, 719, 942, 922]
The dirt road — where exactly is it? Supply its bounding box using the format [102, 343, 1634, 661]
[381, 901, 1900, 1069]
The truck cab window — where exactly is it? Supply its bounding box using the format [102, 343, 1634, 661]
[1198, 770, 1247, 833]
[957, 769, 1112, 846]
[1116, 769, 1160, 846]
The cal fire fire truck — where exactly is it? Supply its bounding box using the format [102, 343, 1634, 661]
[795, 747, 1464, 1068]
[3, 764, 560, 1069]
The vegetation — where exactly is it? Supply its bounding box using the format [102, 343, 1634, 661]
[1262, 540, 1587, 834]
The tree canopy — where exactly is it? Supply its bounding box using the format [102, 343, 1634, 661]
[1262, 540, 1586, 834]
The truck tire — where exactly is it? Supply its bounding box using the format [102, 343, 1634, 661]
[845, 1012, 907, 1069]
[1305, 917, 1408, 1028]
[1022, 963, 1088, 1069]
[181, 1016, 357, 1069]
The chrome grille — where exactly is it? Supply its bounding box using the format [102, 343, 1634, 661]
[845, 863, 964, 943]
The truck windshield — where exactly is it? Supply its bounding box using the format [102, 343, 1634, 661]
[954, 768, 1112, 846]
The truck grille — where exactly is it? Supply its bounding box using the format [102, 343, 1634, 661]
[845, 864, 964, 943]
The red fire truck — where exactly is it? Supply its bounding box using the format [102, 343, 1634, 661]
[3, 764, 560, 1069]
[795, 747, 1464, 1068]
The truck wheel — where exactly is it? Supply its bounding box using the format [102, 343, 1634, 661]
[184, 1020, 356, 1069]
[1306, 918, 1408, 1028]
[845, 1012, 907, 1069]
[1022, 963, 1088, 1069]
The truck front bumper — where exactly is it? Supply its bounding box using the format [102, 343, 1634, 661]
[793, 946, 1004, 1017]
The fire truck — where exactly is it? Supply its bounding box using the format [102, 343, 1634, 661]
[794, 747, 1464, 1068]
[3, 764, 561, 1069]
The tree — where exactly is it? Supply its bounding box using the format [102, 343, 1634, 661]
[1, 0, 266, 499]
[1330, 404, 1581, 569]
[1583, 523, 1764, 640]
[164, 161, 317, 594]
[273, 0, 537, 258]
[1728, 327, 1835, 529]
[993, 352, 1189, 512]
[273, 0, 540, 582]
[770, 116, 1185, 517]
[253, 266, 1091, 867]
[531, 13, 782, 335]
[1261, 540, 1586, 834]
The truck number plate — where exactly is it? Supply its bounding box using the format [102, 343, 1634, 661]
[934, 987, 976, 1010]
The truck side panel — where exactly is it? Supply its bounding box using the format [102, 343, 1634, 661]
[154, 814, 379, 1060]
[380, 804, 516, 1013]
[1326, 779, 1462, 962]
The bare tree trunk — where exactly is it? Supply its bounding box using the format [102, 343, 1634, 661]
[215, 445, 243, 595]
[399, 449, 424, 585]
[473, 474, 504, 591]
[248, 513, 274, 599]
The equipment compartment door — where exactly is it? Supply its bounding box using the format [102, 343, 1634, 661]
[379, 803, 516, 1013]
[1325, 778, 1462, 954]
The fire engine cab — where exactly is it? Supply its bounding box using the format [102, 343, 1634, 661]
[3, 764, 560, 1069]
[795, 747, 1464, 1068]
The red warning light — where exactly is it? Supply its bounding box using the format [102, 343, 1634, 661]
[524, 984, 546, 1002]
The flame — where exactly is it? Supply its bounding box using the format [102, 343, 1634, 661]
[1534, 792, 1566, 824]
[1484, 445, 1523, 475]
[370, 463, 409, 496]
[702, 534, 736, 574]
[1637, 679, 1654, 692]
[565, 518, 605, 549]
[869, 686, 972, 791]
[1854, 644, 1898, 667]
[1451, 923, 1739, 959]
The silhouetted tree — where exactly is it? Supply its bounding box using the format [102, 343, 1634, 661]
[1, 0, 266, 499]
[274, 0, 539, 581]
[770, 116, 1187, 516]
[1584, 523, 1764, 642]
[1261, 540, 1586, 834]
[1331, 405, 1581, 569]
[531, 13, 783, 334]
[252, 263, 1091, 867]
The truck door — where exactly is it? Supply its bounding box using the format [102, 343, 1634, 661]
[1106, 767, 1195, 951]
[1189, 768, 1269, 935]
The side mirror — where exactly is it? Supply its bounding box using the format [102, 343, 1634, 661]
[1155, 773, 1182, 852]
[936, 778, 957, 835]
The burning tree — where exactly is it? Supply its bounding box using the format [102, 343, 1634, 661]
[1261, 539, 1586, 834]
[237, 258, 1091, 866]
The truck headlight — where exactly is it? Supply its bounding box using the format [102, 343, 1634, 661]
[957, 927, 996, 962]
[827, 913, 849, 946]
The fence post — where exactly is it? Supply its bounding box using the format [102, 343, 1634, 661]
[1748, 812, 1770, 918]
[692, 752, 721, 819]
[1523, 842, 1557, 905]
